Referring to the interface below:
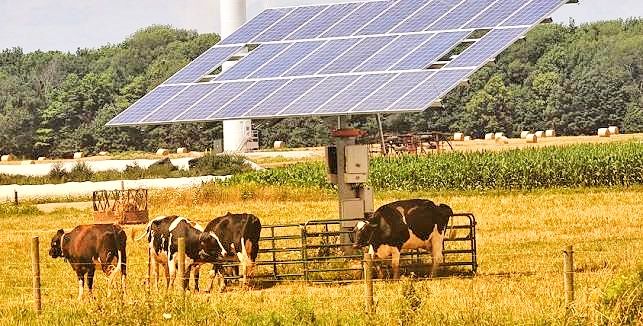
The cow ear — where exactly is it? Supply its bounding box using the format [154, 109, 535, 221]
[57, 229, 64, 236]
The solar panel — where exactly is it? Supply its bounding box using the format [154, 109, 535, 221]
[108, 0, 571, 126]
[164, 45, 243, 84]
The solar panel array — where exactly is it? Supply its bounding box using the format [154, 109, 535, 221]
[108, 0, 569, 126]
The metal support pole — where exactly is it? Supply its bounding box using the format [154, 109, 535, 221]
[563, 245, 574, 306]
[178, 237, 186, 291]
[32, 237, 42, 314]
[376, 114, 386, 155]
[364, 253, 374, 314]
[301, 227, 309, 282]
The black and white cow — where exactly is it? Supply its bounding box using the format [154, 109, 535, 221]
[138, 215, 224, 291]
[49, 224, 127, 300]
[202, 212, 262, 284]
[353, 199, 453, 279]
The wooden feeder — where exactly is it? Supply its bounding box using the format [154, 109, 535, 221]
[93, 189, 149, 225]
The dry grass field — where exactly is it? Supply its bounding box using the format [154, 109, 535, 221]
[1, 185, 641, 325]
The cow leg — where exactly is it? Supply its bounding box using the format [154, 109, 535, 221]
[168, 256, 177, 289]
[193, 264, 201, 292]
[429, 229, 444, 277]
[76, 270, 85, 301]
[391, 247, 401, 280]
[87, 267, 96, 299]
[163, 261, 171, 290]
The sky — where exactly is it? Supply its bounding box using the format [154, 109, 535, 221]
[0, 0, 641, 52]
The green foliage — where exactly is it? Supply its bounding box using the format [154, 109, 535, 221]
[0, 203, 40, 216]
[190, 153, 252, 176]
[228, 142, 643, 191]
[599, 265, 643, 325]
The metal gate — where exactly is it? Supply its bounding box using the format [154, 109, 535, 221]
[225, 213, 477, 282]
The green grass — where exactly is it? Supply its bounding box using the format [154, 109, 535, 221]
[0, 187, 641, 324]
[229, 141, 643, 191]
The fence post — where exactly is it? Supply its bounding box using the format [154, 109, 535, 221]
[147, 247, 152, 292]
[364, 253, 374, 314]
[563, 245, 574, 306]
[177, 237, 186, 291]
[32, 237, 42, 314]
[300, 227, 309, 282]
[14, 190, 19, 206]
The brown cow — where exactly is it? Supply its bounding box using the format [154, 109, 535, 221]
[49, 224, 127, 300]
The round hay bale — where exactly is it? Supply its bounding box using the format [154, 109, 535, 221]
[484, 133, 495, 140]
[176, 147, 189, 154]
[453, 132, 464, 141]
[520, 131, 530, 139]
[496, 136, 509, 144]
[21, 160, 34, 165]
[526, 134, 538, 143]
[98, 151, 109, 156]
[494, 132, 504, 139]
[37, 157, 47, 161]
[0, 154, 16, 162]
[535, 131, 545, 138]
[73, 152, 84, 159]
[598, 128, 611, 137]
[273, 141, 286, 149]
[545, 130, 556, 137]
[608, 126, 620, 135]
[156, 148, 170, 156]
[464, 136, 471, 141]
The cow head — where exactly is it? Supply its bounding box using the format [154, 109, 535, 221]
[49, 229, 65, 258]
[352, 221, 377, 248]
[198, 232, 227, 262]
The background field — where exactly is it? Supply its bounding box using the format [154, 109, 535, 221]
[1, 186, 641, 325]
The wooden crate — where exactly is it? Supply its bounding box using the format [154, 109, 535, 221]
[93, 189, 149, 225]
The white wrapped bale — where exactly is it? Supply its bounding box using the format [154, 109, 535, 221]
[37, 157, 47, 161]
[526, 134, 538, 143]
[608, 126, 620, 135]
[494, 132, 504, 139]
[545, 130, 556, 137]
[177, 147, 189, 154]
[485, 133, 495, 140]
[73, 152, 84, 159]
[464, 136, 471, 141]
[1, 154, 16, 162]
[598, 128, 611, 137]
[535, 131, 545, 138]
[520, 131, 530, 139]
[156, 148, 170, 156]
[274, 141, 286, 149]
[98, 151, 109, 156]
[453, 132, 464, 141]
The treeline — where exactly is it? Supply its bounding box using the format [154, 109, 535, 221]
[1, 20, 642, 157]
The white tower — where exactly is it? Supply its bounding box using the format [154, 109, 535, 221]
[220, 0, 251, 152]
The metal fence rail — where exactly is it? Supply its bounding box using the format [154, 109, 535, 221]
[222, 213, 477, 282]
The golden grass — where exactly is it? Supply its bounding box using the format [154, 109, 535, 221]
[0, 186, 641, 325]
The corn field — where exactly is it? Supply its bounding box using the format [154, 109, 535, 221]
[230, 142, 643, 191]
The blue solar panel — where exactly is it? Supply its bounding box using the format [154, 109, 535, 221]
[211, 79, 288, 119]
[250, 41, 324, 79]
[286, 3, 361, 40]
[502, 0, 565, 26]
[216, 43, 290, 80]
[322, 1, 394, 38]
[351, 71, 437, 113]
[428, 0, 496, 31]
[283, 38, 360, 76]
[220, 8, 293, 45]
[389, 69, 472, 111]
[175, 82, 254, 121]
[465, 0, 529, 28]
[354, 33, 435, 72]
[253, 5, 328, 43]
[316, 74, 397, 114]
[244, 78, 324, 118]
[143, 84, 218, 123]
[280, 75, 359, 115]
[392, 31, 470, 70]
[319, 36, 397, 74]
[108, 86, 185, 125]
[356, 0, 429, 36]
[392, 0, 461, 33]
[164, 46, 243, 84]
[447, 27, 527, 67]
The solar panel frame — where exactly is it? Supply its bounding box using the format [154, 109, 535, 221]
[278, 75, 360, 116]
[464, 0, 530, 29]
[353, 33, 436, 73]
[318, 35, 397, 75]
[285, 2, 362, 41]
[446, 27, 528, 68]
[243, 77, 325, 118]
[219, 8, 294, 45]
[428, 0, 498, 31]
[350, 71, 437, 113]
[501, 0, 568, 27]
[282, 38, 361, 77]
[387, 68, 473, 112]
[392, 0, 464, 33]
[252, 5, 329, 43]
[355, 0, 431, 36]
[142, 84, 220, 123]
[211, 79, 290, 119]
[162, 45, 244, 84]
[215, 43, 291, 80]
[321, 1, 396, 38]
[174, 81, 254, 122]
[108, 85, 186, 125]
[391, 31, 471, 71]
[249, 41, 325, 79]
[315, 73, 397, 114]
